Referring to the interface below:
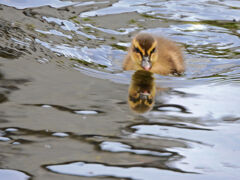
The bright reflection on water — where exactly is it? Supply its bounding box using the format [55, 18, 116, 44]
[0, 0, 77, 9]
[0, 169, 30, 180]
[79, 0, 240, 21]
[100, 141, 172, 156]
[1, 0, 240, 180]
[46, 162, 194, 180]
[46, 160, 237, 180]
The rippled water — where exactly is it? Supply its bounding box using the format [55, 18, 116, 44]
[0, 0, 240, 180]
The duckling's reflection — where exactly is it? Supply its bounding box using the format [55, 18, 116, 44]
[128, 70, 156, 113]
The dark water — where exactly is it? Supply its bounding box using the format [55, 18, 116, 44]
[0, 0, 240, 180]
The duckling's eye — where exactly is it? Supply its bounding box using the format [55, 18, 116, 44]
[150, 48, 156, 54]
[134, 47, 141, 54]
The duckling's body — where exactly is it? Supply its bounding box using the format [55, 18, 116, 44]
[123, 33, 184, 75]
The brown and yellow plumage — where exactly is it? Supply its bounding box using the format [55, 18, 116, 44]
[123, 33, 185, 75]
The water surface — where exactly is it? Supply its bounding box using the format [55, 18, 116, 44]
[0, 0, 240, 180]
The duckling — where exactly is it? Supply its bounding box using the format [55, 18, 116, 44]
[128, 70, 156, 113]
[123, 33, 185, 75]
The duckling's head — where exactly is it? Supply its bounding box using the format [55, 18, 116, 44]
[131, 33, 157, 71]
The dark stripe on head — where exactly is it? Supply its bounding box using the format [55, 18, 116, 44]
[135, 33, 155, 53]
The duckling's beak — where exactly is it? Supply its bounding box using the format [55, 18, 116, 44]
[141, 56, 151, 71]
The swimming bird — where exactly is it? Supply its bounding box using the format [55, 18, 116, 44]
[123, 33, 185, 75]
